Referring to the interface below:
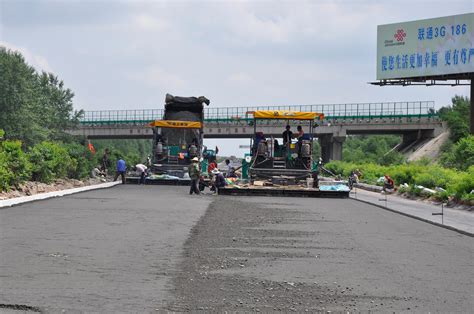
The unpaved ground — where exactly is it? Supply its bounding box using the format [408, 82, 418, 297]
[0, 178, 105, 200]
[167, 196, 473, 312]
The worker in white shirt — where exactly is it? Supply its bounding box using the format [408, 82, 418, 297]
[134, 163, 148, 185]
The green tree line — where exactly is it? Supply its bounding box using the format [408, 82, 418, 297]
[0, 47, 150, 191]
[0, 47, 82, 147]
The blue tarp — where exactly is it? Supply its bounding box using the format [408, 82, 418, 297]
[319, 184, 350, 192]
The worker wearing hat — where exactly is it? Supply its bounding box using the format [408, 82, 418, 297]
[210, 168, 227, 193]
[189, 157, 201, 195]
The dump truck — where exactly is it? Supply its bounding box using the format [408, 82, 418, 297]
[145, 94, 210, 184]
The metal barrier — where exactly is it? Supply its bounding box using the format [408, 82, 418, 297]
[79, 101, 436, 125]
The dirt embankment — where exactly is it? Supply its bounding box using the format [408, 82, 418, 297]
[406, 130, 449, 162]
[0, 178, 106, 200]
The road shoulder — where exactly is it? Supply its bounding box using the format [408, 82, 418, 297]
[351, 187, 474, 236]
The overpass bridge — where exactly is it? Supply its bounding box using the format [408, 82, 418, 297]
[71, 101, 445, 162]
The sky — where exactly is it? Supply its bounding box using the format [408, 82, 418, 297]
[1, 0, 472, 156]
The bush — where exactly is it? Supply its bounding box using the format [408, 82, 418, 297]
[0, 140, 32, 190]
[324, 161, 385, 184]
[29, 141, 74, 183]
[64, 142, 95, 179]
[377, 150, 406, 166]
[387, 163, 420, 185]
[447, 166, 474, 201]
[432, 190, 450, 202]
[324, 160, 473, 204]
[412, 166, 458, 189]
[440, 135, 474, 171]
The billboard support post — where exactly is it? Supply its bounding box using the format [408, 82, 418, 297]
[471, 78, 473, 134]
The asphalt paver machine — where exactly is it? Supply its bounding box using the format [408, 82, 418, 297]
[248, 110, 324, 183]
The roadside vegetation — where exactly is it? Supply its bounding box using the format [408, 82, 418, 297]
[325, 159, 473, 204]
[0, 47, 148, 192]
[324, 96, 473, 205]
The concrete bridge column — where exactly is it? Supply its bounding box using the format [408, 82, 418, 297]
[331, 136, 346, 161]
[319, 135, 346, 163]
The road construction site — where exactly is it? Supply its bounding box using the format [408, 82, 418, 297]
[1, 185, 472, 312]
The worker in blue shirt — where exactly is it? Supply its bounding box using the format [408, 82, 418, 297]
[114, 158, 127, 184]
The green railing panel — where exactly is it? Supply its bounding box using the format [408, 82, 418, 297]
[79, 101, 437, 125]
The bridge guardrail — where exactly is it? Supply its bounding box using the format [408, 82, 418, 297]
[79, 101, 437, 125]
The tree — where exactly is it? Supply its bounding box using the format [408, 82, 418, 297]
[0, 47, 82, 146]
[0, 48, 42, 146]
[37, 72, 82, 135]
[341, 135, 404, 164]
[438, 95, 470, 143]
[441, 135, 474, 171]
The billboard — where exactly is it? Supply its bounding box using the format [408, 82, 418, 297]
[377, 13, 474, 80]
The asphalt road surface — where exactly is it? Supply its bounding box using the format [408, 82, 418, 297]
[1, 185, 472, 312]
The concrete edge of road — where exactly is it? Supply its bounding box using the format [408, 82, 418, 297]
[351, 197, 474, 238]
[0, 181, 121, 209]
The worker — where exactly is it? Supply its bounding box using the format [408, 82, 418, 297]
[134, 163, 148, 185]
[207, 160, 218, 174]
[349, 169, 360, 186]
[382, 174, 394, 193]
[225, 159, 233, 177]
[155, 133, 164, 145]
[282, 125, 293, 147]
[188, 141, 198, 157]
[348, 171, 357, 190]
[355, 169, 362, 181]
[114, 157, 126, 184]
[253, 132, 266, 155]
[189, 157, 201, 195]
[91, 165, 105, 178]
[295, 126, 304, 157]
[101, 148, 110, 174]
[274, 139, 281, 157]
[210, 168, 227, 193]
[295, 125, 304, 140]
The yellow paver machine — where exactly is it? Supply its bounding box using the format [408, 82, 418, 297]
[219, 110, 350, 198]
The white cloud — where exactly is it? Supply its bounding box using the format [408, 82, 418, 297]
[2, 0, 471, 114]
[228, 72, 253, 84]
[131, 13, 170, 32]
[0, 41, 53, 73]
[136, 65, 186, 90]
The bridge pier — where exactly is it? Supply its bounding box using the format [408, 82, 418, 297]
[319, 135, 346, 163]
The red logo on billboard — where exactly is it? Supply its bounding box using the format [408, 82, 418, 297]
[394, 29, 406, 42]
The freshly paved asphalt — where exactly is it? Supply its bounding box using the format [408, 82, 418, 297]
[0, 185, 472, 312]
[0, 185, 211, 312]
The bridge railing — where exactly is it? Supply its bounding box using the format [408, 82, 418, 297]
[79, 101, 436, 125]
[80, 109, 164, 125]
